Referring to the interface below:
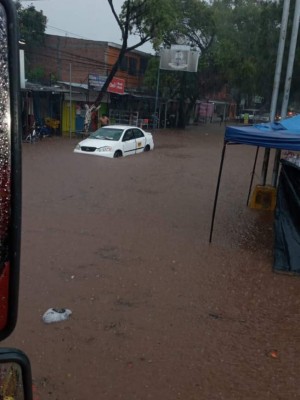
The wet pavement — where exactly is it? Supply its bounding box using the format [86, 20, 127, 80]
[3, 122, 300, 399]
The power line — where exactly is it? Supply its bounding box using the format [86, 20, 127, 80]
[26, 50, 146, 85]
[28, 48, 113, 72]
[27, 43, 148, 75]
[46, 25, 92, 41]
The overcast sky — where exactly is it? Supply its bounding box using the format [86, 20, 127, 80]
[21, 0, 154, 53]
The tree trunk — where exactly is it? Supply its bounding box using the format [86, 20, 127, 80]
[94, 47, 127, 108]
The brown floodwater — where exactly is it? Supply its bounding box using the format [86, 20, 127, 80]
[3, 123, 300, 400]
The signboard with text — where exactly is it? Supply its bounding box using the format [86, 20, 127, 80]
[160, 45, 200, 72]
[88, 74, 125, 94]
[199, 102, 214, 117]
[108, 77, 125, 94]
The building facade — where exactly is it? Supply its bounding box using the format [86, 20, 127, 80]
[25, 34, 153, 135]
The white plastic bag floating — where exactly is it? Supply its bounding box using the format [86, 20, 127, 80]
[42, 308, 72, 324]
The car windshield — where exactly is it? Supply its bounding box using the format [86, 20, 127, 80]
[89, 128, 123, 141]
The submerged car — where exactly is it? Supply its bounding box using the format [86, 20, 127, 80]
[74, 125, 154, 158]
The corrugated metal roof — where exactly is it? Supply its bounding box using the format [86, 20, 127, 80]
[23, 81, 69, 92]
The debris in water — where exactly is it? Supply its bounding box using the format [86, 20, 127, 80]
[267, 350, 279, 359]
[208, 313, 222, 320]
[42, 308, 72, 324]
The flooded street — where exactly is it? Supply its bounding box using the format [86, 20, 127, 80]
[3, 123, 300, 399]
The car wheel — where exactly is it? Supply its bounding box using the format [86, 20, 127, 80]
[144, 145, 150, 152]
[114, 150, 122, 158]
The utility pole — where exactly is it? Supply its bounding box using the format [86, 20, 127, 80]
[69, 63, 72, 139]
[154, 63, 160, 130]
[271, 0, 300, 187]
[260, 0, 290, 185]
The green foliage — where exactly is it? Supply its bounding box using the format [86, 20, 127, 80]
[163, 0, 215, 52]
[143, 57, 159, 89]
[209, 0, 282, 107]
[144, 0, 293, 124]
[26, 66, 45, 82]
[164, 0, 215, 126]
[15, 0, 47, 47]
[143, 0, 216, 127]
[143, 57, 180, 99]
[119, 0, 215, 52]
[95, 0, 182, 104]
[14, 1, 47, 81]
[119, 0, 180, 49]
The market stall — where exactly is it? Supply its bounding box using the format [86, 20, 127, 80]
[209, 115, 300, 272]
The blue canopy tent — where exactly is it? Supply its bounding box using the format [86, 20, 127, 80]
[224, 121, 300, 150]
[209, 115, 300, 243]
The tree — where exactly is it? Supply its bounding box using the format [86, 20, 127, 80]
[15, 1, 47, 79]
[94, 0, 180, 107]
[149, 0, 215, 128]
[174, 0, 216, 127]
[163, 0, 215, 52]
[14, 1, 47, 47]
[209, 0, 282, 110]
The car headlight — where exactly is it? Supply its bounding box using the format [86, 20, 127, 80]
[97, 146, 112, 152]
[75, 144, 81, 150]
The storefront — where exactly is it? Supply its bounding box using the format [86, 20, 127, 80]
[21, 82, 66, 139]
[60, 82, 110, 136]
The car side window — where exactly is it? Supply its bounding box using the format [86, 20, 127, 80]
[122, 130, 134, 141]
[133, 129, 144, 139]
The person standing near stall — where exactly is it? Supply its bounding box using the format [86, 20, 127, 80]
[84, 104, 101, 135]
[100, 114, 110, 127]
[91, 108, 99, 131]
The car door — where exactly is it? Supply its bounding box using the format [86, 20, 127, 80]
[122, 129, 136, 156]
[133, 128, 146, 154]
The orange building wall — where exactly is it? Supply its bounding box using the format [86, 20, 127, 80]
[28, 35, 108, 84]
[107, 47, 144, 90]
[27, 35, 150, 92]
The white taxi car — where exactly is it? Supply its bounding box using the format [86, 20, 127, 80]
[74, 125, 154, 158]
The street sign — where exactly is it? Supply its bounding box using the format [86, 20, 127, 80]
[159, 45, 200, 72]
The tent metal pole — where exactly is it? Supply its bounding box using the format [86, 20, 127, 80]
[271, 149, 282, 187]
[260, 148, 270, 185]
[247, 146, 260, 206]
[209, 141, 227, 243]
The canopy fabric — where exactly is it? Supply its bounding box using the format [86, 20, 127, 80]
[225, 114, 300, 151]
[209, 114, 300, 242]
[279, 114, 300, 131]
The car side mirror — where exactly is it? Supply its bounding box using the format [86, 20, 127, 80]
[0, 0, 22, 340]
[0, 3, 33, 399]
[0, 348, 32, 400]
